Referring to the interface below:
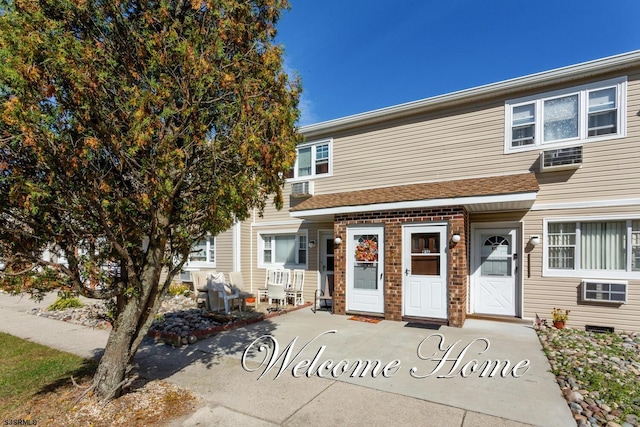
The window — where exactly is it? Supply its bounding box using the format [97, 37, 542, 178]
[505, 77, 626, 152]
[632, 220, 640, 271]
[545, 219, 640, 278]
[289, 139, 332, 179]
[187, 236, 216, 266]
[259, 232, 307, 268]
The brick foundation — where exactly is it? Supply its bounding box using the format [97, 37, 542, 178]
[333, 207, 468, 327]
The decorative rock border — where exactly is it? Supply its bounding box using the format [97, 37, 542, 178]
[147, 302, 313, 347]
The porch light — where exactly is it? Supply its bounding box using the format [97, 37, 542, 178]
[529, 235, 541, 246]
[308, 240, 316, 248]
[451, 233, 461, 243]
[334, 237, 343, 245]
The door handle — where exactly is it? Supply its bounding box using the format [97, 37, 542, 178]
[405, 269, 410, 276]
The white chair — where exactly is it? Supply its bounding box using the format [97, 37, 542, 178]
[286, 269, 305, 306]
[268, 269, 290, 304]
[258, 268, 274, 303]
[207, 272, 240, 314]
[267, 284, 287, 314]
[259, 269, 291, 304]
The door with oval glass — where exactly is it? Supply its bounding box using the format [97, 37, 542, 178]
[473, 228, 518, 316]
[346, 226, 384, 313]
[402, 225, 447, 319]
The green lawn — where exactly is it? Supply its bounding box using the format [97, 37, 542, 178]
[0, 332, 96, 417]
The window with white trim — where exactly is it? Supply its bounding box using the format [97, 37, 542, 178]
[505, 77, 626, 152]
[288, 139, 332, 179]
[186, 236, 216, 267]
[545, 219, 640, 277]
[259, 232, 307, 268]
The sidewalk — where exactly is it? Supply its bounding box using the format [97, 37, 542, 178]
[0, 292, 574, 426]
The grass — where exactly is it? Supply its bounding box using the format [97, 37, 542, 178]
[0, 333, 198, 425]
[0, 332, 96, 418]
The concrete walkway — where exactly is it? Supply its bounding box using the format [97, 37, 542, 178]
[0, 292, 575, 426]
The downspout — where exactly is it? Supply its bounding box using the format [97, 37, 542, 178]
[250, 207, 256, 292]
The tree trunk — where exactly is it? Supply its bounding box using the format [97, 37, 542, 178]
[92, 229, 172, 401]
[93, 302, 141, 401]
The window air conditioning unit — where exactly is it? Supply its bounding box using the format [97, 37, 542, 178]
[582, 279, 627, 304]
[291, 181, 313, 198]
[540, 146, 583, 172]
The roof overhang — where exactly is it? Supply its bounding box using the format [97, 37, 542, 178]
[291, 192, 536, 221]
[290, 173, 539, 221]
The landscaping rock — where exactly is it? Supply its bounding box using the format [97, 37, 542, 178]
[536, 326, 640, 427]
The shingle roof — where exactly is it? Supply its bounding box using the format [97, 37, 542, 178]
[290, 173, 539, 212]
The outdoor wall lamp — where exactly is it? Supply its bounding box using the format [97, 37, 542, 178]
[451, 233, 461, 243]
[308, 240, 316, 248]
[529, 235, 541, 246]
[334, 237, 343, 246]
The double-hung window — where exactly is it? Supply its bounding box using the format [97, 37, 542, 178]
[289, 139, 332, 179]
[259, 232, 307, 268]
[505, 77, 626, 153]
[187, 236, 216, 267]
[545, 219, 640, 278]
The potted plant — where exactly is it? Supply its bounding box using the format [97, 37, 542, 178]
[551, 308, 570, 329]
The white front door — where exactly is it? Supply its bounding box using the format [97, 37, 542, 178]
[473, 228, 518, 316]
[403, 225, 448, 319]
[346, 226, 384, 313]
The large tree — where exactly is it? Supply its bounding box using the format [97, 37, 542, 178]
[0, 0, 301, 401]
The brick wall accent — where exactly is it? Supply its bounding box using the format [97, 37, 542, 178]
[333, 207, 469, 327]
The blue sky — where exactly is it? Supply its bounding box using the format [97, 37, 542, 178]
[276, 0, 640, 126]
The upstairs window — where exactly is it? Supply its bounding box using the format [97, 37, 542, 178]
[290, 139, 332, 179]
[505, 77, 626, 153]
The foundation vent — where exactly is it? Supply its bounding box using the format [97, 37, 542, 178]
[585, 325, 615, 334]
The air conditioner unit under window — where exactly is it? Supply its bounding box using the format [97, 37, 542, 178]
[540, 146, 583, 172]
[291, 181, 313, 198]
[582, 279, 627, 304]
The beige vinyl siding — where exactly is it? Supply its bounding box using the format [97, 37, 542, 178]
[255, 197, 298, 223]
[237, 218, 253, 287]
[321, 102, 513, 194]
[214, 228, 234, 273]
[520, 206, 640, 332]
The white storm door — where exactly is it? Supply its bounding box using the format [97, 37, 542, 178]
[474, 229, 517, 316]
[346, 226, 384, 313]
[403, 225, 447, 319]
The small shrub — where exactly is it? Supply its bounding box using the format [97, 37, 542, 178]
[48, 292, 83, 311]
[168, 283, 191, 297]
